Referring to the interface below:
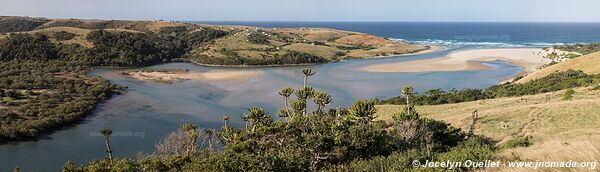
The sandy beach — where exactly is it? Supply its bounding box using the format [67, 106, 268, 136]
[123, 70, 262, 83]
[361, 48, 553, 75]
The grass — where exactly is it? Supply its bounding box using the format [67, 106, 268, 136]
[376, 87, 600, 165]
[518, 51, 600, 83]
[194, 26, 427, 62]
[1, 16, 429, 66]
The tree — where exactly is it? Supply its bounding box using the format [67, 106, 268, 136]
[181, 123, 199, 156]
[302, 68, 316, 87]
[289, 99, 307, 117]
[295, 87, 314, 116]
[312, 90, 332, 115]
[100, 128, 114, 161]
[278, 87, 294, 118]
[401, 86, 415, 117]
[205, 128, 216, 151]
[348, 99, 377, 124]
[241, 107, 272, 132]
[222, 115, 230, 128]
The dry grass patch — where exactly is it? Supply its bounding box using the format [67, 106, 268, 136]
[376, 87, 600, 163]
[283, 43, 341, 57]
[518, 51, 600, 83]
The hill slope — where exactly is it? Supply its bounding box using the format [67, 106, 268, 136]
[517, 51, 600, 83]
[0, 16, 428, 66]
[376, 87, 600, 167]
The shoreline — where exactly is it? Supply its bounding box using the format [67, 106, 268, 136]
[361, 48, 554, 82]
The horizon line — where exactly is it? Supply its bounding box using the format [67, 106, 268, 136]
[5, 15, 600, 23]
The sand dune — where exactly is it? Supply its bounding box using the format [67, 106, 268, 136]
[362, 48, 553, 74]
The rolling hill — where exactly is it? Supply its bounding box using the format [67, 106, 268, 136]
[0, 16, 428, 66]
[517, 51, 600, 83]
[376, 86, 600, 170]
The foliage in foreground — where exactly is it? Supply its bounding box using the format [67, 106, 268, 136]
[62, 69, 496, 171]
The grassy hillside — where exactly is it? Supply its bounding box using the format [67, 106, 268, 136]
[376, 86, 600, 167]
[0, 16, 427, 66]
[517, 51, 600, 83]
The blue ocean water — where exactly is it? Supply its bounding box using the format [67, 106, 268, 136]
[194, 21, 600, 46]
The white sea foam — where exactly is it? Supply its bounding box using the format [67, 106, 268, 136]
[389, 38, 569, 48]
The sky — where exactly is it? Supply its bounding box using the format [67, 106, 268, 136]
[1, 0, 600, 22]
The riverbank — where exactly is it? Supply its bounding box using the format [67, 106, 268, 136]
[121, 69, 262, 83]
[361, 48, 553, 81]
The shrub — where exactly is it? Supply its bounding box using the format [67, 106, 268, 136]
[500, 136, 532, 149]
[562, 88, 575, 100]
[52, 31, 77, 41]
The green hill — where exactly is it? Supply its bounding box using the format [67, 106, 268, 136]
[0, 16, 428, 67]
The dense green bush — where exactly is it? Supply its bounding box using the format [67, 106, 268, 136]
[52, 31, 77, 41]
[0, 33, 59, 61]
[247, 32, 269, 44]
[500, 136, 532, 149]
[0, 60, 119, 142]
[381, 70, 600, 106]
[84, 30, 187, 66]
[190, 50, 329, 66]
[0, 17, 48, 33]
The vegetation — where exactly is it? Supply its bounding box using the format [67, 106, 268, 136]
[0, 60, 119, 142]
[562, 88, 575, 100]
[0, 17, 48, 33]
[380, 70, 600, 105]
[190, 50, 329, 66]
[2, 16, 427, 67]
[83, 30, 187, 66]
[52, 31, 77, 41]
[553, 43, 600, 55]
[500, 136, 532, 149]
[247, 32, 270, 44]
[61, 69, 496, 171]
[0, 33, 59, 61]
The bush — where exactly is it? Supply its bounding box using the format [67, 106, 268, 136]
[562, 89, 575, 100]
[500, 136, 532, 149]
[247, 32, 269, 44]
[0, 17, 48, 33]
[0, 33, 59, 61]
[52, 31, 77, 41]
[380, 70, 600, 106]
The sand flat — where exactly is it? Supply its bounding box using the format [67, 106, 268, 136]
[362, 48, 553, 73]
[124, 70, 262, 83]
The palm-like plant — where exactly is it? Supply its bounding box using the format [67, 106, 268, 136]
[302, 68, 316, 87]
[222, 115, 230, 128]
[278, 87, 294, 117]
[348, 99, 377, 124]
[180, 123, 199, 156]
[401, 86, 415, 116]
[295, 87, 314, 115]
[205, 128, 216, 151]
[99, 128, 113, 161]
[241, 107, 272, 132]
[289, 99, 307, 116]
[312, 90, 332, 114]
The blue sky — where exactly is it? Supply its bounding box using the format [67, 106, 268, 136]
[2, 0, 600, 22]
